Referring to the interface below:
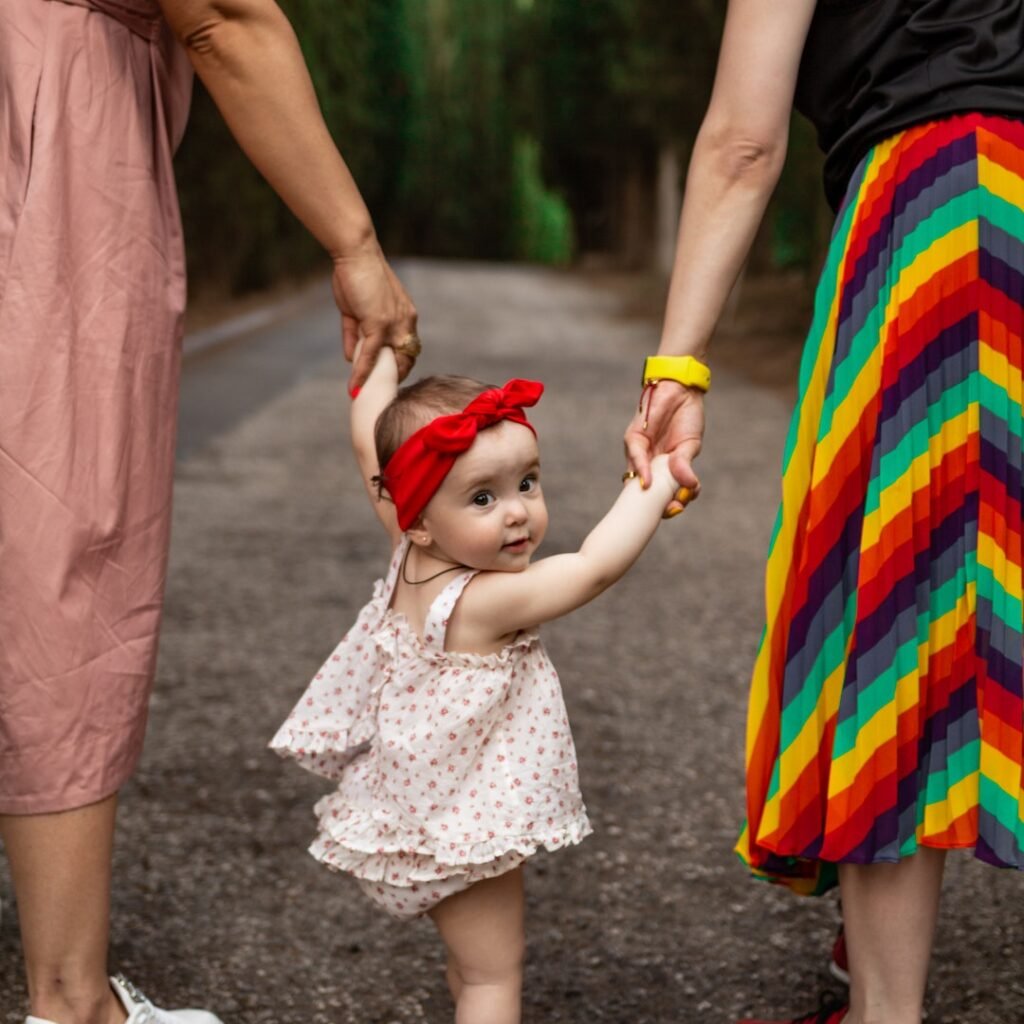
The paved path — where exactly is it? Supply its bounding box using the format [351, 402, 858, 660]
[1, 262, 1019, 1023]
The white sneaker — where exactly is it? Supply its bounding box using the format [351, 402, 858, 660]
[109, 975, 224, 1024]
[23, 974, 224, 1024]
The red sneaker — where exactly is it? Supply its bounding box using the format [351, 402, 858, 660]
[829, 925, 850, 985]
[739, 997, 848, 1024]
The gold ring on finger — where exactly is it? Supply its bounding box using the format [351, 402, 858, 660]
[393, 333, 422, 360]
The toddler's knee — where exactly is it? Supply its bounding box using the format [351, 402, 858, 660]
[455, 945, 524, 990]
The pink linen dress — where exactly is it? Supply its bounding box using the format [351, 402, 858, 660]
[270, 537, 593, 919]
[0, 0, 193, 813]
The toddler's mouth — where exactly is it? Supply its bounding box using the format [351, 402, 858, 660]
[503, 537, 529, 552]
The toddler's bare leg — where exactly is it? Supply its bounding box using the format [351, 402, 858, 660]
[1, 794, 126, 1024]
[444, 958, 463, 1004]
[429, 868, 525, 1024]
[839, 847, 946, 1024]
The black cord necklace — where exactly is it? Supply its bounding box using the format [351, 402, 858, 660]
[401, 548, 466, 586]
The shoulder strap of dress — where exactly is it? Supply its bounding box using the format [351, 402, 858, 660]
[421, 569, 479, 650]
[381, 534, 410, 605]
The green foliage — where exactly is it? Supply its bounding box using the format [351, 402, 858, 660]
[395, 0, 519, 257]
[175, 0, 828, 292]
[175, 88, 294, 296]
[771, 116, 828, 270]
[511, 136, 574, 264]
[620, 0, 723, 137]
[523, 0, 635, 251]
[175, 0, 412, 296]
[525, 0, 724, 254]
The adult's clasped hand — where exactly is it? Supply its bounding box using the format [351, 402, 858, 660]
[622, 469, 696, 518]
[664, 485, 696, 518]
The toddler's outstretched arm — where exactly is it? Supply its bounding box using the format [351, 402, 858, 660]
[463, 455, 682, 637]
[351, 347, 401, 544]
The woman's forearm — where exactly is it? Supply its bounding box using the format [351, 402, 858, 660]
[658, 125, 785, 360]
[654, 0, 818, 361]
[161, 0, 375, 259]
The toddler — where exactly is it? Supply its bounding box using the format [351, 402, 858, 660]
[271, 348, 686, 1023]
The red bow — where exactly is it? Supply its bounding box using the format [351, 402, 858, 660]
[382, 379, 543, 530]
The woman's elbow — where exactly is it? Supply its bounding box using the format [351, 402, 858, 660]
[161, 0, 273, 56]
[698, 124, 788, 191]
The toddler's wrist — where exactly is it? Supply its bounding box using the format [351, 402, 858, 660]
[649, 452, 673, 477]
[352, 342, 398, 400]
[648, 455, 679, 495]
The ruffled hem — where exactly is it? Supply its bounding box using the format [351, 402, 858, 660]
[312, 838, 532, 886]
[269, 724, 372, 758]
[268, 724, 374, 780]
[310, 794, 592, 882]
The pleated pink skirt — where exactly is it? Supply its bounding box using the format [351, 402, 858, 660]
[0, 0, 193, 813]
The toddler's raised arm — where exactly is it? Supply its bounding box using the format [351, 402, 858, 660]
[351, 347, 401, 544]
[463, 455, 683, 637]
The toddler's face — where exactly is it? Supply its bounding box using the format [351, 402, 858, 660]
[419, 420, 548, 572]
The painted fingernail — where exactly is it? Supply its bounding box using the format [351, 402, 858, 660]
[349, 385, 361, 399]
[664, 507, 684, 519]
[676, 486, 693, 504]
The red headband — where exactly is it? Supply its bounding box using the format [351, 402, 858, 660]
[381, 379, 544, 530]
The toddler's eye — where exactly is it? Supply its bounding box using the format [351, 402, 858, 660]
[472, 491, 495, 508]
[519, 474, 539, 493]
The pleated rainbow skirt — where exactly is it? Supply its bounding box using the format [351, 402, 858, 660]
[737, 114, 1024, 894]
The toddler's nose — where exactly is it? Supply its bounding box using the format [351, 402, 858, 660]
[505, 497, 528, 524]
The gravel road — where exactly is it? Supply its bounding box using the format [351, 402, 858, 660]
[1, 262, 1019, 1023]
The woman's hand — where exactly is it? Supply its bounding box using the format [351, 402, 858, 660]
[614, 0, 817, 517]
[331, 239, 419, 393]
[624, 382, 704, 516]
[159, 0, 420, 392]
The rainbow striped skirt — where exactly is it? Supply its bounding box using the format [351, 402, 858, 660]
[737, 114, 1024, 894]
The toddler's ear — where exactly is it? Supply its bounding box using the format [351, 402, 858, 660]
[407, 518, 432, 549]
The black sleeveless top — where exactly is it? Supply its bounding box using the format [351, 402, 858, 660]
[795, 0, 1024, 210]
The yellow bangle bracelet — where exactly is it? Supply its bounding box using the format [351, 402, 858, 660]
[642, 354, 711, 392]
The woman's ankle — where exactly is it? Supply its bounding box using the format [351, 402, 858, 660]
[844, 998, 923, 1024]
[29, 978, 125, 1024]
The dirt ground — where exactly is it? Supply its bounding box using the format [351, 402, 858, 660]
[1, 263, 1020, 1024]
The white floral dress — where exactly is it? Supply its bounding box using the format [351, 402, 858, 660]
[270, 537, 592, 918]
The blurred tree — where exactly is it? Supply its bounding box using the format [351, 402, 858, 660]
[524, 0, 636, 254]
[521, 0, 723, 262]
[174, 0, 828, 294]
[771, 115, 828, 271]
[527, 0, 828, 273]
[397, 0, 518, 257]
[609, 0, 722, 140]
[175, 0, 411, 297]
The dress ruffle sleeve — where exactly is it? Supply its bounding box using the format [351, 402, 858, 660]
[269, 580, 390, 779]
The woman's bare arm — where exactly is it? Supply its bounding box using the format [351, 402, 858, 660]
[625, 0, 818, 487]
[158, 0, 417, 387]
[659, 0, 818, 361]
